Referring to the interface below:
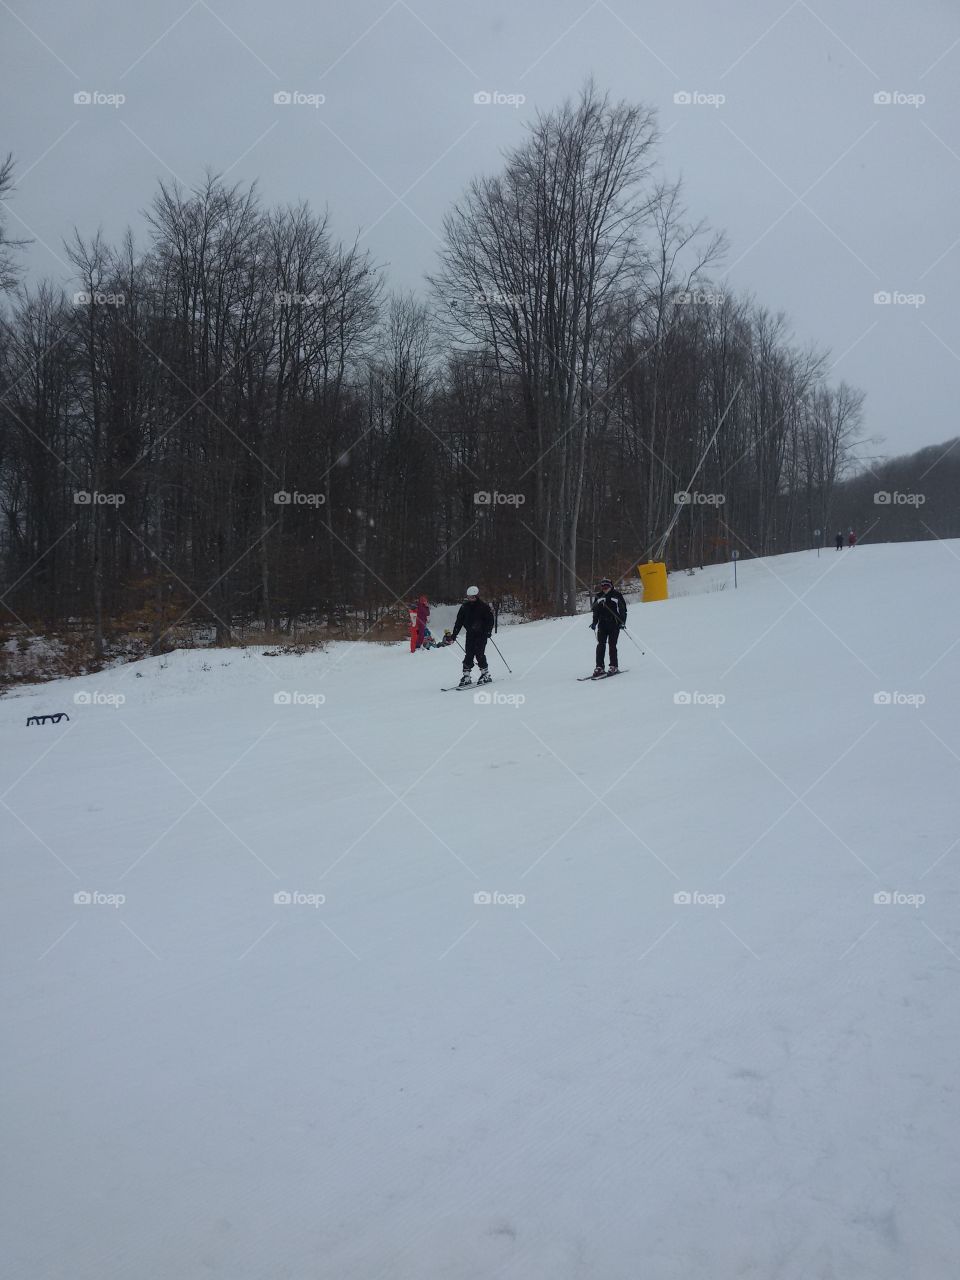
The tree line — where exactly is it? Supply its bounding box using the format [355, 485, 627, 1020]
[1, 84, 871, 659]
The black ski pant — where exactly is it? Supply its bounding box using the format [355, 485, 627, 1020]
[463, 632, 489, 672]
[596, 623, 620, 669]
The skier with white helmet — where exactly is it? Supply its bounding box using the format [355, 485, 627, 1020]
[590, 576, 627, 677]
[442, 585, 495, 688]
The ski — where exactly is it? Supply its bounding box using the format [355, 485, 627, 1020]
[441, 679, 494, 692]
[577, 669, 627, 681]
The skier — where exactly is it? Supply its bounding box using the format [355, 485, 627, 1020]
[848, 529, 857, 549]
[441, 585, 494, 687]
[590, 577, 628, 676]
[414, 594, 430, 649]
[835, 531, 843, 551]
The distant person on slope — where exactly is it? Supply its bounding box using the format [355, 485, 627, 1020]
[442, 586, 494, 688]
[848, 529, 857, 548]
[835, 531, 843, 551]
[414, 594, 430, 649]
[590, 577, 628, 676]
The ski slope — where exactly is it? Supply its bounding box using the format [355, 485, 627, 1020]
[3, 541, 959, 1279]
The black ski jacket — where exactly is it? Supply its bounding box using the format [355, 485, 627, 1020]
[451, 598, 495, 641]
[592, 589, 627, 629]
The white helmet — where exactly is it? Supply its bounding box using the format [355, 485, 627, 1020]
[465, 585, 479, 598]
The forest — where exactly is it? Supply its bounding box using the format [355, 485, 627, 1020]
[0, 84, 879, 660]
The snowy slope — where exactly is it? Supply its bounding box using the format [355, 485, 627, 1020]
[3, 541, 959, 1280]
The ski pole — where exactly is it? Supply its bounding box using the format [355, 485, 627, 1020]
[600, 597, 645, 656]
[618, 627, 645, 657]
[489, 637, 512, 673]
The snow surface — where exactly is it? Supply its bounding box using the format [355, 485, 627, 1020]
[3, 540, 959, 1279]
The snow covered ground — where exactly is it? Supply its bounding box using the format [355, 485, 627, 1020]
[3, 540, 959, 1279]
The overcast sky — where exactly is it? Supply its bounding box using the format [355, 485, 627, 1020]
[2, 0, 958, 459]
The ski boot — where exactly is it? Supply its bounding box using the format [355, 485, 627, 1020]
[477, 670, 492, 686]
[608, 665, 618, 675]
[592, 666, 605, 678]
[457, 671, 473, 688]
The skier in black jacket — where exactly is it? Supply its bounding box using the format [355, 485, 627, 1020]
[590, 577, 627, 676]
[443, 585, 495, 687]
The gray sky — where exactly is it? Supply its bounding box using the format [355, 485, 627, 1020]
[3, 0, 958, 458]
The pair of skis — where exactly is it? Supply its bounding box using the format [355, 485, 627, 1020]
[443, 670, 627, 689]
